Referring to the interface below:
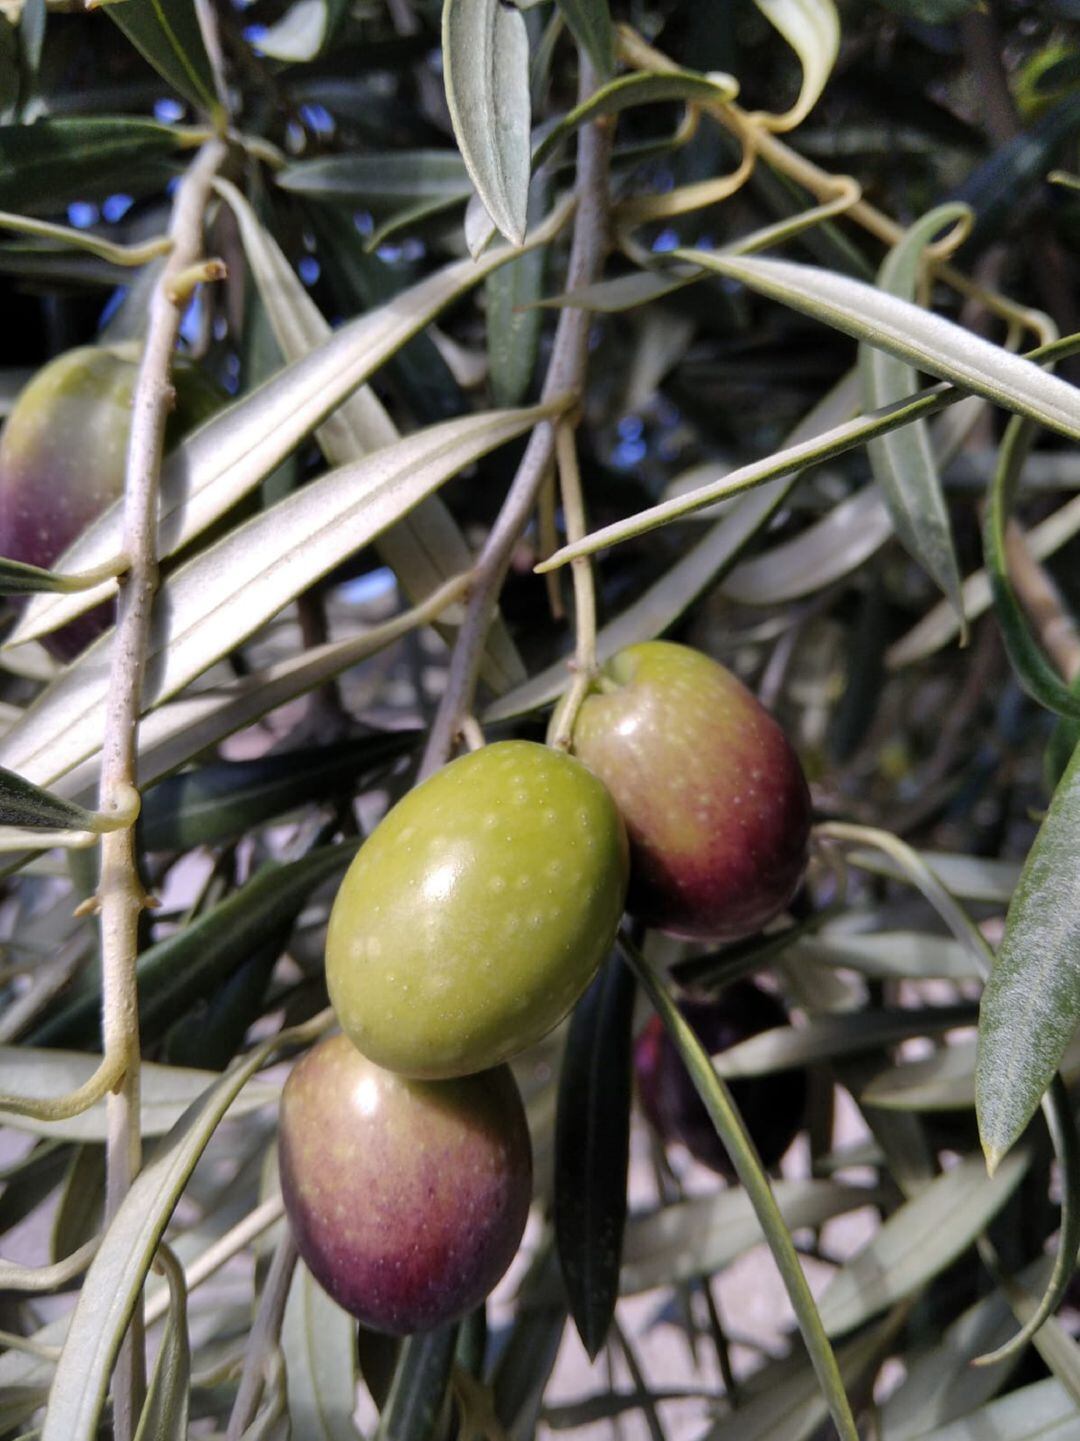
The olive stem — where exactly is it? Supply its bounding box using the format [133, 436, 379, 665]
[547, 419, 598, 751]
[418, 54, 612, 778]
[94, 133, 228, 1441]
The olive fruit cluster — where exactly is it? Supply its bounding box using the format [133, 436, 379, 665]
[280, 645, 810, 1333]
[0, 345, 220, 659]
[280, 741, 630, 1334]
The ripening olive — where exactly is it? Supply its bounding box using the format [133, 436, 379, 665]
[634, 982, 807, 1179]
[326, 740, 629, 1079]
[279, 1034, 532, 1334]
[571, 642, 811, 940]
[0, 344, 220, 659]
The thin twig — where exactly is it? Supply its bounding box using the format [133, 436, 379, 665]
[547, 419, 599, 749]
[95, 133, 228, 1441]
[419, 57, 612, 776]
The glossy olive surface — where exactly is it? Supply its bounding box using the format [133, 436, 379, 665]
[572, 641, 811, 940]
[279, 1034, 532, 1333]
[326, 740, 628, 1079]
[0, 345, 220, 659]
[635, 982, 807, 1179]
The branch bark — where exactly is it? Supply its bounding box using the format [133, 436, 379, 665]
[95, 134, 228, 1441]
[419, 57, 612, 776]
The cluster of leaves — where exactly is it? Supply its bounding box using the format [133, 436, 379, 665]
[2, 0, 1080, 1438]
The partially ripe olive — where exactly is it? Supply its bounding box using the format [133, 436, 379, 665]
[571, 641, 811, 940]
[326, 740, 628, 1079]
[0, 345, 220, 659]
[634, 982, 806, 1179]
[279, 1034, 532, 1334]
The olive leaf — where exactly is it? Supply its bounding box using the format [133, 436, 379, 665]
[554, 0, 614, 78]
[443, 0, 531, 246]
[554, 952, 635, 1359]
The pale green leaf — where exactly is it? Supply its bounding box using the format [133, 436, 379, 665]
[282, 1260, 361, 1441]
[678, 249, 1080, 443]
[133, 1245, 189, 1441]
[443, 0, 531, 245]
[977, 738, 1080, 1167]
[860, 204, 968, 624]
[752, 0, 840, 129]
[0, 1050, 278, 1142]
[816, 1150, 1030, 1336]
[255, 0, 350, 61]
[914, 1378, 1077, 1441]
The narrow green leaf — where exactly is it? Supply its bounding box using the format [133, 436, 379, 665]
[845, 846, 1020, 904]
[554, 953, 635, 1359]
[619, 1180, 881, 1296]
[984, 414, 1080, 719]
[491, 1245, 566, 1441]
[33, 843, 356, 1051]
[282, 1260, 361, 1441]
[375, 1324, 458, 1441]
[554, 0, 614, 78]
[977, 738, 1080, 1166]
[752, 0, 840, 128]
[0, 1050, 279, 1143]
[622, 937, 859, 1441]
[443, 0, 531, 245]
[815, 1150, 1030, 1336]
[878, 1256, 1050, 1438]
[0, 766, 110, 835]
[0, 555, 119, 597]
[677, 248, 1080, 443]
[139, 734, 413, 852]
[797, 929, 983, 982]
[256, 0, 351, 62]
[276, 149, 471, 203]
[38, 1013, 325, 1441]
[861, 204, 968, 624]
[105, 0, 217, 114]
[133, 1245, 190, 1441]
[908, 1377, 1077, 1441]
[51, 1145, 105, 1262]
[0, 117, 194, 213]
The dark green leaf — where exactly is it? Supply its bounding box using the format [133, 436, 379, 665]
[0, 1140, 68, 1238]
[861, 203, 967, 625]
[443, 0, 531, 245]
[375, 1323, 458, 1441]
[105, 0, 217, 115]
[554, 0, 614, 78]
[0, 766, 108, 834]
[984, 412, 1080, 720]
[491, 1245, 566, 1441]
[139, 733, 414, 852]
[1045, 676, 1080, 791]
[977, 737, 1080, 1168]
[0, 117, 191, 213]
[32, 842, 357, 1050]
[554, 953, 635, 1360]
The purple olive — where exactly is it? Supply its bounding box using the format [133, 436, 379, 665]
[278, 1033, 532, 1334]
[572, 642, 812, 940]
[0, 345, 220, 659]
[634, 981, 806, 1179]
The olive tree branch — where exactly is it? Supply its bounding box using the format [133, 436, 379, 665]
[95, 134, 228, 1441]
[419, 57, 612, 777]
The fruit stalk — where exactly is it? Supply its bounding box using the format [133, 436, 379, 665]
[95, 134, 227, 1441]
[419, 53, 612, 777]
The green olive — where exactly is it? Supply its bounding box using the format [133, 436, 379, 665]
[326, 740, 629, 1079]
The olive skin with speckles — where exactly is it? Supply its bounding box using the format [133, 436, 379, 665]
[571, 642, 811, 940]
[635, 983, 807, 1179]
[279, 1034, 532, 1334]
[326, 740, 629, 1079]
[0, 345, 220, 659]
